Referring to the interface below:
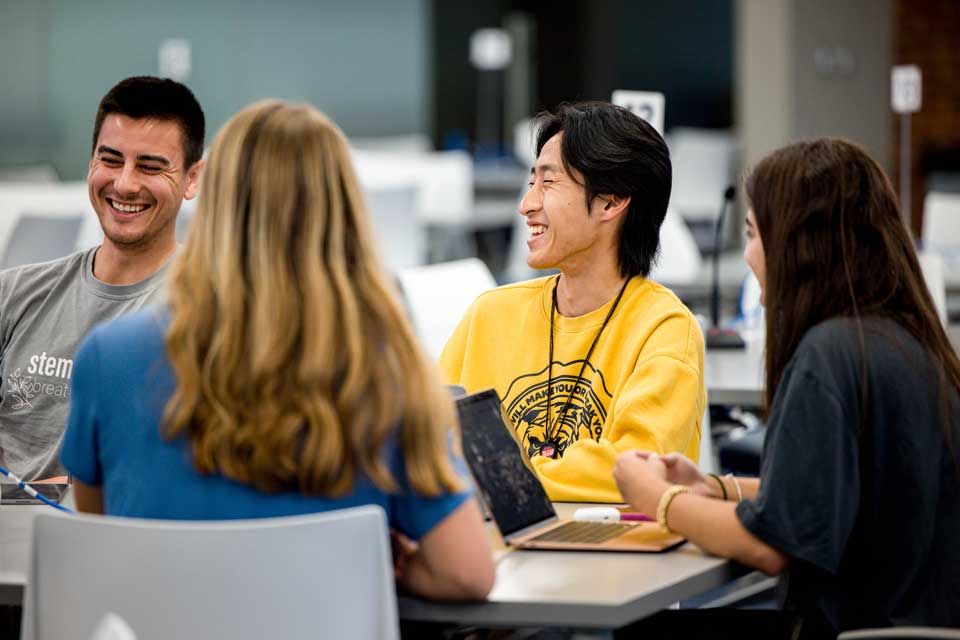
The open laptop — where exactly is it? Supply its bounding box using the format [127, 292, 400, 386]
[0, 482, 68, 505]
[456, 389, 684, 552]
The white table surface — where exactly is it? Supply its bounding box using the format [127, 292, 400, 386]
[1, 500, 742, 634]
[397, 503, 743, 633]
[704, 335, 766, 407]
[703, 324, 960, 409]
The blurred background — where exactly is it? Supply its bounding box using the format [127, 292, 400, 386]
[1, 0, 958, 333]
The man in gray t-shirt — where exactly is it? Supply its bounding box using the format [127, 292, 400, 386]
[0, 76, 205, 481]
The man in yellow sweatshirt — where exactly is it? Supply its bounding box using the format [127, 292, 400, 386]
[440, 101, 705, 503]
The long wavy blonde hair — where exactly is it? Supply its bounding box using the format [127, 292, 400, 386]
[164, 100, 461, 497]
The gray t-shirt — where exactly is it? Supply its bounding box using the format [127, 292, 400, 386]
[0, 246, 173, 480]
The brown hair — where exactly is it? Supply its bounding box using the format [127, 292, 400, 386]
[163, 100, 462, 497]
[745, 138, 959, 455]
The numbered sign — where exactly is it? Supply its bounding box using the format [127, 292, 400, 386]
[891, 65, 922, 114]
[611, 90, 665, 136]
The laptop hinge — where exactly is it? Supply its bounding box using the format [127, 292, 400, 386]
[503, 514, 560, 545]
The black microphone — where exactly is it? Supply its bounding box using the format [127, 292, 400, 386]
[706, 186, 745, 350]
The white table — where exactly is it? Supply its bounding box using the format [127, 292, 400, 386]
[2, 502, 743, 637]
[704, 336, 765, 407]
[397, 504, 744, 637]
[703, 324, 960, 409]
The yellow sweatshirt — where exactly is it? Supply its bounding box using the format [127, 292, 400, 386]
[439, 275, 705, 503]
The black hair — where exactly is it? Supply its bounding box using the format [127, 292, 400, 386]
[534, 101, 671, 278]
[92, 76, 205, 168]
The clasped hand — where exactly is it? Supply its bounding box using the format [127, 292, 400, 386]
[613, 451, 716, 515]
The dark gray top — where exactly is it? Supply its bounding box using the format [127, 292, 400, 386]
[737, 316, 960, 638]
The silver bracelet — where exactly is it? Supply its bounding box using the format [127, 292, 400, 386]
[724, 473, 743, 502]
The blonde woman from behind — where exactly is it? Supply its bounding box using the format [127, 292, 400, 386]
[61, 100, 494, 601]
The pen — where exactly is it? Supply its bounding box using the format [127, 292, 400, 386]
[617, 510, 653, 522]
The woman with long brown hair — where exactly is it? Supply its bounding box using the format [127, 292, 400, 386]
[614, 138, 959, 637]
[61, 100, 494, 601]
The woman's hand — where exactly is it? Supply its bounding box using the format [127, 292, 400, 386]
[391, 530, 418, 581]
[634, 452, 720, 498]
[613, 451, 671, 515]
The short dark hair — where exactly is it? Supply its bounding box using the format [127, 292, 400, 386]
[91, 76, 205, 168]
[534, 101, 671, 278]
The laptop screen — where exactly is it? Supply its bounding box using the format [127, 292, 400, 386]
[456, 390, 556, 537]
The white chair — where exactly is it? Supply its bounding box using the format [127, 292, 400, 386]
[648, 208, 703, 285]
[398, 258, 498, 360]
[918, 251, 948, 326]
[364, 184, 425, 271]
[349, 133, 432, 154]
[666, 128, 737, 225]
[921, 191, 960, 293]
[352, 149, 476, 262]
[512, 117, 537, 169]
[0, 165, 59, 183]
[21, 507, 399, 640]
[922, 191, 960, 257]
[698, 406, 715, 474]
[0, 183, 103, 266]
[1, 215, 84, 269]
[351, 149, 475, 227]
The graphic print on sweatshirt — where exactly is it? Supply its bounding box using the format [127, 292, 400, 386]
[503, 360, 612, 459]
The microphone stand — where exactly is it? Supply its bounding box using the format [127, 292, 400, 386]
[706, 186, 745, 350]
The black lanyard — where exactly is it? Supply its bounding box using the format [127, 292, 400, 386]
[544, 275, 631, 452]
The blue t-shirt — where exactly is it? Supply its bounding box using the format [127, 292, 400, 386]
[61, 309, 471, 540]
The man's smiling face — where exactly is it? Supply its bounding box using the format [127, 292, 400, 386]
[87, 114, 200, 250]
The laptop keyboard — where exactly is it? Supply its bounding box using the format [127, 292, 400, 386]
[528, 520, 636, 544]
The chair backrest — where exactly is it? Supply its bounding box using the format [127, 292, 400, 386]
[365, 184, 425, 271]
[398, 258, 497, 360]
[352, 149, 475, 225]
[1, 215, 84, 269]
[648, 208, 703, 285]
[918, 251, 948, 326]
[666, 127, 737, 223]
[349, 133, 432, 154]
[22, 507, 399, 640]
[0, 165, 59, 184]
[922, 191, 960, 253]
[698, 405, 715, 475]
[0, 183, 103, 263]
[504, 195, 536, 283]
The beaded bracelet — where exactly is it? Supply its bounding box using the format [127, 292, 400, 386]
[656, 485, 691, 533]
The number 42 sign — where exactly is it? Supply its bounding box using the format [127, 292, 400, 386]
[611, 90, 665, 136]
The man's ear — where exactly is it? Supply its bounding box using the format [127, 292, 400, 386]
[183, 158, 205, 200]
[596, 194, 631, 222]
